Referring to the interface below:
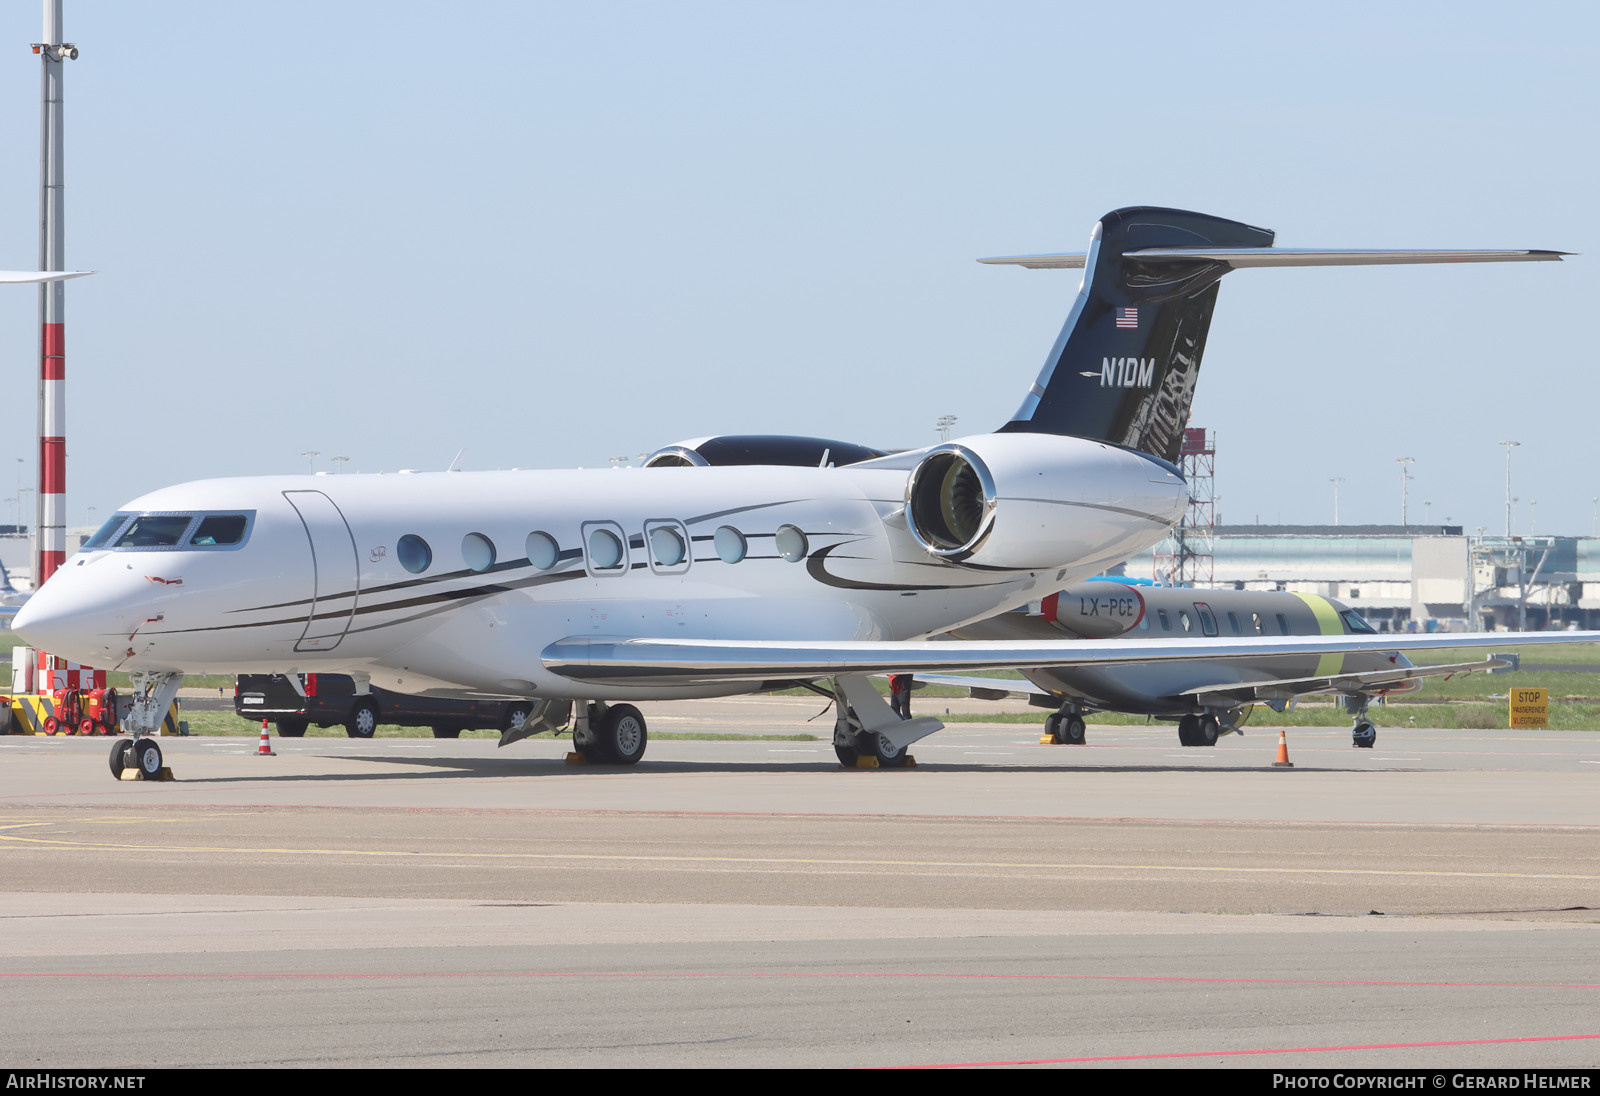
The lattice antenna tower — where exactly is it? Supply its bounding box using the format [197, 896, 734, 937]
[1153, 428, 1215, 587]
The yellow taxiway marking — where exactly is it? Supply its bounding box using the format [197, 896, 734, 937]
[0, 816, 236, 831]
[0, 830, 1595, 880]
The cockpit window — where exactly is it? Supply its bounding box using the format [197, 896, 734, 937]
[101, 511, 255, 551]
[83, 512, 133, 550]
[1340, 609, 1378, 634]
[113, 515, 194, 548]
[189, 515, 248, 546]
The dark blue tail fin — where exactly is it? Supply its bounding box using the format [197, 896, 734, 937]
[994, 206, 1273, 464]
[985, 206, 1562, 463]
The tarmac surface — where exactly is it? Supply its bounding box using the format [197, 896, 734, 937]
[2, 695, 1598, 1069]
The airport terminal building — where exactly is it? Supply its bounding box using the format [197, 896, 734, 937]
[1119, 525, 1599, 632]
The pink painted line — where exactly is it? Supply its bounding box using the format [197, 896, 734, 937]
[897, 1031, 1600, 1068]
[5, 971, 1600, 990]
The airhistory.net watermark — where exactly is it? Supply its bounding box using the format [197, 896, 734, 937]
[5, 1077, 145, 1090]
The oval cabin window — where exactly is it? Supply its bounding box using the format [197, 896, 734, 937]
[588, 527, 624, 570]
[714, 526, 747, 564]
[397, 534, 432, 574]
[462, 532, 496, 573]
[526, 531, 559, 570]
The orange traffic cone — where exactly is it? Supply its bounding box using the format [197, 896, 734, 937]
[1271, 728, 1293, 768]
[256, 718, 276, 756]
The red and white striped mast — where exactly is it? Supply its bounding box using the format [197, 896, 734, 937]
[33, 0, 76, 588]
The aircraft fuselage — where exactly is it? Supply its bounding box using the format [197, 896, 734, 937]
[18, 435, 1186, 700]
[954, 585, 1417, 716]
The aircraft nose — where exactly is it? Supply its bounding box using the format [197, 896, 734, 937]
[12, 575, 126, 665]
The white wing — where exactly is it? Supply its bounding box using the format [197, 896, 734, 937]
[543, 631, 1595, 688]
[0, 270, 93, 283]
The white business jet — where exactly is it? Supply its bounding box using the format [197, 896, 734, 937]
[13, 207, 1583, 779]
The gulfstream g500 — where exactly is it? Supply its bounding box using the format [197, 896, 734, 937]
[14, 206, 1581, 778]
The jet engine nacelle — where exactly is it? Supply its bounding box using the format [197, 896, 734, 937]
[904, 434, 1186, 572]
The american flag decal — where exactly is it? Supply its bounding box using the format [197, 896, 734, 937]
[1115, 306, 1138, 329]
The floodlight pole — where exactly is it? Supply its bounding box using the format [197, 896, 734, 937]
[1396, 457, 1414, 527]
[34, 0, 75, 588]
[1499, 441, 1520, 536]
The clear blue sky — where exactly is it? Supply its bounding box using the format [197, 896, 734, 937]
[0, 1, 1593, 534]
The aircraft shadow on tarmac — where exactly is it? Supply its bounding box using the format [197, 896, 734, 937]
[174, 754, 1421, 783]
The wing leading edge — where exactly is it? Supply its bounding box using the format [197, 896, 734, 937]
[1181, 656, 1509, 699]
[0, 270, 93, 283]
[542, 632, 1595, 688]
[906, 656, 1509, 706]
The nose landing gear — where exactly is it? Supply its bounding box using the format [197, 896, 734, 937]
[107, 671, 183, 781]
[1346, 694, 1378, 748]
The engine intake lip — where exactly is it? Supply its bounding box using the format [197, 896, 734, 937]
[641, 446, 710, 468]
[904, 443, 998, 561]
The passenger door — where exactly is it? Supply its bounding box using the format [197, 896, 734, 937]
[284, 490, 360, 652]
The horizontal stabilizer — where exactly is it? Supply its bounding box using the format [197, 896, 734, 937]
[978, 248, 1567, 270]
[977, 253, 1090, 269]
[0, 270, 93, 283]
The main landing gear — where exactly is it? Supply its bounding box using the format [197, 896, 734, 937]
[829, 675, 944, 769]
[1177, 712, 1223, 747]
[1044, 707, 1087, 745]
[833, 721, 909, 768]
[108, 671, 184, 781]
[571, 701, 648, 765]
